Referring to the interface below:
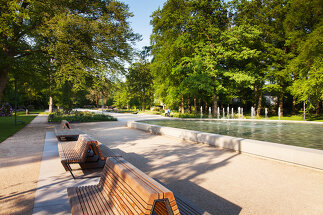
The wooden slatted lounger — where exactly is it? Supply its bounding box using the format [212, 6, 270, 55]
[67, 156, 210, 215]
[54, 120, 85, 141]
[58, 134, 121, 179]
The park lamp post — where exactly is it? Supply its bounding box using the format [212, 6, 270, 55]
[14, 78, 17, 126]
[303, 101, 305, 121]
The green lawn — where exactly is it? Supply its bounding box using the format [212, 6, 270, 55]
[0, 110, 42, 143]
[244, 114, 323, 122]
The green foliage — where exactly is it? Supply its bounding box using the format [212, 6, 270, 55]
[126, 60, 153, 110]
[0, 0, 139, 112]
[48, 111, 117, 123]
[150, 0, 322, 116]
[1, 0, 321, 117]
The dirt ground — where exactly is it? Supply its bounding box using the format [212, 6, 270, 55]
[0, 115, 49, 215]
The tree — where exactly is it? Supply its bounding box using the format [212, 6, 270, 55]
[151, 0, 228, 114]
[126, 60, 153, 111]
[151, 0, 193, 113]
[285, 0, 323, 114]
[0, 0, 139, 110]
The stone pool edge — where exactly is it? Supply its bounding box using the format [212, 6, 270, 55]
[127, 121, 323, 170]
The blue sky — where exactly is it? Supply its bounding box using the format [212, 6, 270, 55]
[120, 0, 167, 51]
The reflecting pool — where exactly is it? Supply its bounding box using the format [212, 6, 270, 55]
[141, 120, 323, 150]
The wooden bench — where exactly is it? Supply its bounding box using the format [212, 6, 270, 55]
[54, 120, 85, 141]
[67, 157, 210, 215]
[58, 134, 121, 179]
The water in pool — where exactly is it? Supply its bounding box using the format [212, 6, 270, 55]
[141, 120, 323, 150]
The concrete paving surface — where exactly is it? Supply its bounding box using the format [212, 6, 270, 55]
[76, 112, 323, 215]
[32, 132, 99, 215]
[1, 112, 323, 215]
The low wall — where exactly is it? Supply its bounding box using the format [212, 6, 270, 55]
[127, 121, 323, 170]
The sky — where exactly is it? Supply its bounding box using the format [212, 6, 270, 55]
[120, 0, 167, 51]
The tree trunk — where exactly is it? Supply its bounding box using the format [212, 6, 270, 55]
[102, 91, 104, 109]
[49, 96, 53, 113]
[142, 97, 145, 111]
[254, 84, 258, 109]
[279, 91, 284, 117]
[187, 95, 191, 114]
[194, 95, 197, 114]
[213, 95, 218, 117]
[0, 68, 9, 103]
[292, 97, 296, 115]
[205, 102, 208, 114]
[256, 89, 263, 118]
[48, 60, 53, 113]
[316, 101, 321, 115]
[180, 95, 183, 114]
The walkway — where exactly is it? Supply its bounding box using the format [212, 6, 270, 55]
[76, 113, 323, 215]
[0, 115, 49, 215]
[1, 112, 322, 214]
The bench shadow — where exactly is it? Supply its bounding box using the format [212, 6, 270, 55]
[75, 121, 243, 214]
[156, 178, 242, 215]
[115, 149, 242, 214]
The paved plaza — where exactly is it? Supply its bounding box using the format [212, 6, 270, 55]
[0, 113, 322, 214]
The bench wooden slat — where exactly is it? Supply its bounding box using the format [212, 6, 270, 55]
[102, 187, 127, 215]
[106, 159, 160, 209]
[88, 186, 111, 215]
[101, 171, 136, 215]
[61, 120, 71, 129]
[84, 186, 104, 215]
[54, 120, 85, 141]
[100, 166, 147, 214]
[105, 157, 167, 204]
[116, 158, 176, 203]
[67, 187, 84, 215]
[78, 187, 94, 215]
[96, 142, 121, 159]
[68, 156, 209, 215]
[58, 134, 121, 178]
[68, 157, 179, 215]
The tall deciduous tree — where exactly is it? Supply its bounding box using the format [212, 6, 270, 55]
[285, 0, 323, 114]
[126, 60, 153, 111]
[0, 0, 138, 108]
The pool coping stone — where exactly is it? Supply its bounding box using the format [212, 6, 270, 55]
[127, 121, 323, 170]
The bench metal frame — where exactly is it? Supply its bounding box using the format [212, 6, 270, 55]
[65, 143, 102, 179]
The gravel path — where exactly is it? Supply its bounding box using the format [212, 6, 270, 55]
[0, 115, 49, 215]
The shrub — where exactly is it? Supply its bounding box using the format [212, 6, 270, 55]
[166, 112, 208, 118]
[48, 111, 117, 122]
[0, 103, 13, 117]
[151, 106, 162, 111]
[27, 105, 35, 111]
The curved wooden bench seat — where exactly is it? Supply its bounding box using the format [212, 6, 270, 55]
[54, 120, 85, 141]
[67, 157, 210, 214]
[68, 157, 180, 215]
[58, 134, 121, 179]
[61, 120, 71, 129]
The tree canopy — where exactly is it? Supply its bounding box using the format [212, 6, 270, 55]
[0, 0, 139, 110]
[1, 0, 322, 116]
